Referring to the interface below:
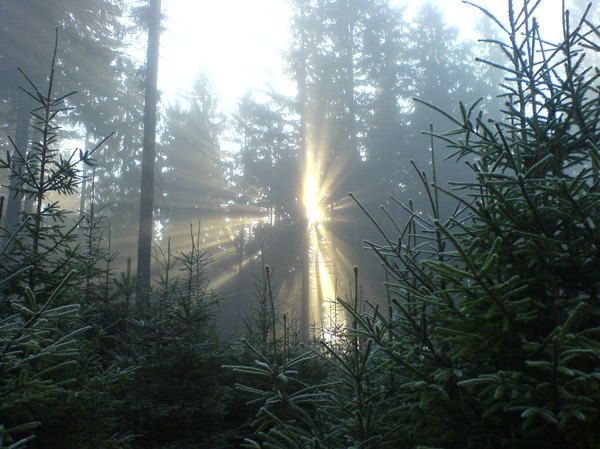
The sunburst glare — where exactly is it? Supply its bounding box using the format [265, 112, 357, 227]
[302, 146, 346, 338]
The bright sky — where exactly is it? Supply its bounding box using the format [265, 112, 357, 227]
[158, 0, 568, 112]
[160, 0, 294, 110]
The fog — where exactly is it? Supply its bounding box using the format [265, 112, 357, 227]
[0, 0, 594, 336]
[2, 1, 600, 447]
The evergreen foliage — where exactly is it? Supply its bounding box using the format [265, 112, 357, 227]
[0, 35, 108, 297]
[158, 78, 228, 236]
[1, 1, 598, 448]
[0, 37, 134, 449]
[234, 1, 600, 448]
[0, 275, 85, 449]
[116, 224, 237, 449]
[226, 0, 507, 326]
[0, 48, 237, 447]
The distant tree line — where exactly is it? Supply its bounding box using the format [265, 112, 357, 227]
[0, 0, 504, 330]
[1, 0, 599, 448]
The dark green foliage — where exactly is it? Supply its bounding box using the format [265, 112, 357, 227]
[0, 34, 107, 298]
[120, 317, 231, 448]
[229, 344, 326, 449]
[232, 268, 407, 449]
[235, 2, 600, 448]
[118, 227, 235, 449]
[0, 276, 85, 449]
[225, 265, 328, 448]
[3, 1, 598, 449]
[356, 2, 600, 448]
[1, 50, 242, 447]
[0, 40, 134, 449]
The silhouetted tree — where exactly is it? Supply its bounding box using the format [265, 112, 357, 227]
[136, 0, 161, 312]
[161, 77, 225, 219]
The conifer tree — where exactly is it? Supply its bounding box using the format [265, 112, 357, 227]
[233, 1, 600, 448]
[356, 1, 600, 447]
[0, 36, 133, 449]
[0, 0, 127, 231]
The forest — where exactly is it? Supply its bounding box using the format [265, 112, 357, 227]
[0, 0, 599, 448]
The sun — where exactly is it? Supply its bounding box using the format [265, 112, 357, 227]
[300, 145, 349, 337]
[305, 179, 324, 225]
[307, 205, 323, 225]
[303, 148, 325, 225]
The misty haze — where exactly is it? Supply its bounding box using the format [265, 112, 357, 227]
[1, 0, 599, 448]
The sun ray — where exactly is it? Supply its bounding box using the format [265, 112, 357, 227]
[301, 138, 352, 338]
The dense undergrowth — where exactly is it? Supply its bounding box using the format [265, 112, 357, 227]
[229, 2, 600, 449]
[0, 35, 244, 449]
[1, 1, 599, 448]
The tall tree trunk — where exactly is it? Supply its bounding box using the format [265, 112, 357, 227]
[295, 0, 311, 337]
[301, 224, 310, 337]
[341, 0, 363, 282]
[4, 89, 31, 234]
[135, 0, 161, 312]
[342, 0, 358, 158]
[235, 226, 245, 326]
[79, 128, 91, 216]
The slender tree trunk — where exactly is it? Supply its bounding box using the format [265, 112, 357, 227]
[79, 128, 90, 216]
[342, 0, 358, 158]
[4, 89, 31, 233]
[295, 0, 311, 337]
[236, 226, 245, 325]
[135, 0, 161, 312]
[301, 223, 310, 337]
[341, 0, 363, 282]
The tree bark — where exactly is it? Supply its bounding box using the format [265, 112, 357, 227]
[78, 128, 91, 216]
[4, 89, 31, 234]
[293, 0, 312, 337]
[135, 0, 161, 313]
